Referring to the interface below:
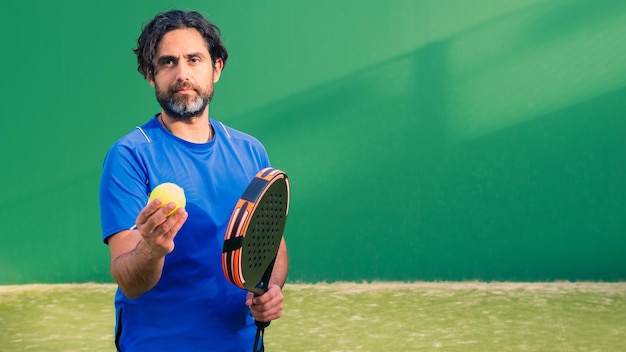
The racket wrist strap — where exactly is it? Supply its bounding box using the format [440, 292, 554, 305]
[253, 326, 265, 352]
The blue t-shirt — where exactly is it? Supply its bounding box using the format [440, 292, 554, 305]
[99, 115, 270, 351]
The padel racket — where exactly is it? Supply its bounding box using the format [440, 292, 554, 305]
[222, 167, 290, 352]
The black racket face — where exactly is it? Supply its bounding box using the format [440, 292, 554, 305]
[222, 168, 290, 294]
[240, 178, 288, 292]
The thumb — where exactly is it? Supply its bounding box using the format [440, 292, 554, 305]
[245, 291, 254, 306]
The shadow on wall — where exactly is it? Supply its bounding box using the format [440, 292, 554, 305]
[233, 1, 626, 282]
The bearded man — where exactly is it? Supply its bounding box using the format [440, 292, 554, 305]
[99, 9, 288, 352]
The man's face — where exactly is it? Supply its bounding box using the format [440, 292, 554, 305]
[149, 28, 223, 120]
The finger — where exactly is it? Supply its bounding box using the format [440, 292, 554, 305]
[245, 292, 254, 307]
[143, 202, 178, 234]
[160, 208, 188, 240]
[252, 285, 280, 305]
[170, 207, 188, 227]
[135, 207, 180, 250]
[135, 199, 163, 227]
[140, 213, 183, 255]
[250, 286, 284, 321]
[251, 301, 283, 322]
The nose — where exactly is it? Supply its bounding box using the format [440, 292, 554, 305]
[174, 61, 190, 81]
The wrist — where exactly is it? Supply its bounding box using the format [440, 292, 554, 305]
[134, 238, 168, 261]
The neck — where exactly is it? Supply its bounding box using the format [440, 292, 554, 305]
[159, 112, 213, 143]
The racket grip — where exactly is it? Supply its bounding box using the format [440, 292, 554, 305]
[252, 257, 275, 328]
[253, 291, 272, 328]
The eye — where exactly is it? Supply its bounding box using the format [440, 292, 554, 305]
[190, 56, 201, 64]
[157, 57, 177, 68]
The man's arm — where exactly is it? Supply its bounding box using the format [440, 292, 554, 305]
[270, 238, 288, 288]
[108, 200, 187, 299]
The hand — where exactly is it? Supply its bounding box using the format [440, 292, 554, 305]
[134, 198, 188, 256]
[246, 285, 284, 323]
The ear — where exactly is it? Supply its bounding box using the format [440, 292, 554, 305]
[212, 58, 224, 83]
[147, 73, 156, 88]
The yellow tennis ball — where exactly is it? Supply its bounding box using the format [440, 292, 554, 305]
[149, 182, 186, 216]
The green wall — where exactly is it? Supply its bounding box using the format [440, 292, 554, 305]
[1, 0, 624, 284]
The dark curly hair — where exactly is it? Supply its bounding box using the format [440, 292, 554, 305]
[133, 9, 228, 79]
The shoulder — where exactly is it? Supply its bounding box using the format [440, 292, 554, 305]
[212, 119, 271, 169]
[213, 120, 266, 150]
[112, 118, 161, 149]
[100, 117, 167, 180]
[103, 117, 165, 160]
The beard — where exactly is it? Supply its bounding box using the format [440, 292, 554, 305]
[155, 80, 214, 121]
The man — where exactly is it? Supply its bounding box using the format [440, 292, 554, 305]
[99, 9, 287, 351]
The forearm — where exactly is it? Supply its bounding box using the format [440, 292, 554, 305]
[269, 239, 288, 288]
[111, 239, 165, 299]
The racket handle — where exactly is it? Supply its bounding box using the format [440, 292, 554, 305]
[254, 291, 271, 328]
[253, 257, 275, 328]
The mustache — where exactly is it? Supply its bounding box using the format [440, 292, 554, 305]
[172, 81, 197, 92]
